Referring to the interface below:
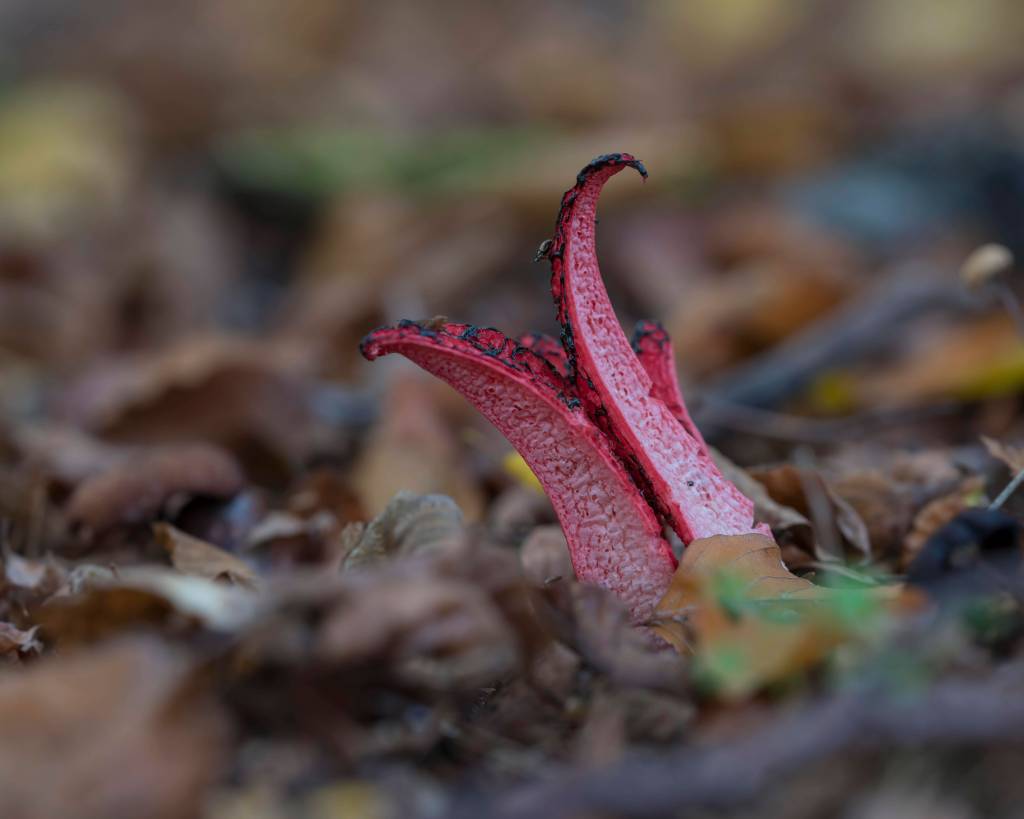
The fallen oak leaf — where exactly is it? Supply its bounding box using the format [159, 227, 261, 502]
[155, 522, 259, 589]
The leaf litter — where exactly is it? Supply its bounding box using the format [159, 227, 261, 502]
[4, 14, 1024, 813]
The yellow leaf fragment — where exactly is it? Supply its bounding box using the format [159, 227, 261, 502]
[502, 451, 544, 493]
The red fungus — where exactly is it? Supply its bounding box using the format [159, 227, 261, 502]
[517, 332, 570, 378]
[361, 154, 766, 619]
[549, 154, 756, 544]
[630, 319, 708, 457]
[361, 322, 676, 618]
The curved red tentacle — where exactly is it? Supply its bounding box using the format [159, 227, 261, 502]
[517, 331, 570, 378]
[548, 154, 759, 543]
[361, 320, 677, 619]
[630, 320, 708, 457]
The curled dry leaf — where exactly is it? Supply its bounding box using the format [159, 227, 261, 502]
[342, 491, 465, 571]
[711, 447, 812, 557]
[0, 621, 42, 659]
[653, 534, 821, 622]
[66, 443, 244, 536]
[829, 469, 921, 563]
[750, 463, 871, 563]
[902, 475, 986, 571]
[0, 638, 226, 819]
[155, 521, 259, 588]
[39, 566, 258, 645]
[982, 435, 1024, 474]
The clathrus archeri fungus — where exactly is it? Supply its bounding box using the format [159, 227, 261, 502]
[362, 154, 767, 619]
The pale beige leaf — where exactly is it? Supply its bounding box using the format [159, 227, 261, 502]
[155, 522, 259, 589]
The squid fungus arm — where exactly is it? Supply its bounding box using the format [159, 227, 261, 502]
[360, 321, 677, 620]
[630, 320, 708, 457]
[549, 154, 758, 543]
[517, 332, 570, 378]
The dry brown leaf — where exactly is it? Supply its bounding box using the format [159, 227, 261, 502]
[39, 566, 258, 645]
[531, 579, 688, 694]
[342, 491, 466, 571]
[829, 469, 921, 563]
[0, 621, 41, 658]
[750, 463, 872, 562]
[60, 337, 316, 482]
[66, 443, 244, 536]
[902, 475, 987, 570]
[649, 534, 904, 698]
[234, 543, 539, 698]
[982, 435, 1024, 474]
[352, 375, 484, 521]
[155, 521, 259, 589]
[653, 534, 823, 624]
[0, 638, 226, 819]
[246, 510, 341, 567]
[12, 424, 136, 486]
[711, 447, 814, 557]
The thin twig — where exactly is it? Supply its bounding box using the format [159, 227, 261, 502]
[990, 466, 1024, 510]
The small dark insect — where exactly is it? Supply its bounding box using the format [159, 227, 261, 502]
[421, 315, 449, 332]
[533, 238, 553, 263]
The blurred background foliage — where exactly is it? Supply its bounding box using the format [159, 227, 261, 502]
[2, 0, 1024, 508]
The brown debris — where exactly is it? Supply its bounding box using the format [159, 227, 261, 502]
[155, 521, 259, 589]
[66, 443, 245, 537]
[0, 638, 226, 819]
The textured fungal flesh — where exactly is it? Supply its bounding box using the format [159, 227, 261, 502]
[361, 153, 767, 619]
[549, 153, 757, 543]
[518, 332, 570, 378]
[361, 322, 677, 619]
[630, 319, 708, 457]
